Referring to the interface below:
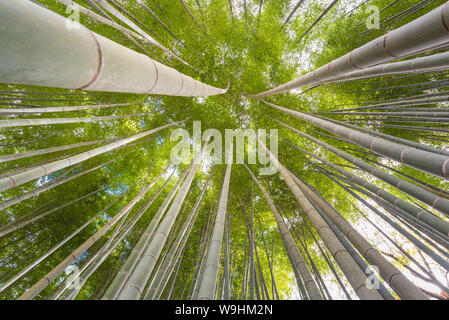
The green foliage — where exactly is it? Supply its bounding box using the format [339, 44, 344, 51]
[1, 0, 448, 300]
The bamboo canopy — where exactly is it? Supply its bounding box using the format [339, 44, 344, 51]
[2, 0, 449, 302]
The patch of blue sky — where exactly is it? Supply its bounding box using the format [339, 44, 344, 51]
[101, 212, 112, 222]
[139, 119, 147, 128]
[105, 184, 128, 196]
[35, 170, 68, 187]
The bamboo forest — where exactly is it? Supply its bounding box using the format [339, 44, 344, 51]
[1, 0, 449, 302]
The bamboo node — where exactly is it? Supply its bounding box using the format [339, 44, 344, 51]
[173, 72, 184, 96]
[399, 147, 412, 163]
[441, 3, 449, 33]
[77, 27, 103, 90]
[382, 34, 398, 59]
[128, 284, 142, 295]
[441, 157, 449, 179]
[431, 197, 442, 208]
[146, 59, 159, 94]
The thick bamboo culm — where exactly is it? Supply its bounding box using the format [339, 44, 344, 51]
[274, 119, 449, 218]
[312, 115, 449, 157]
[61, 172, 174, 300]
[262, 101, 449, 180]
[328, 111, 449, 118]
[287, 171, 428, 300]
[0, 101, 144, 114]
[196, 143, 233, 300]
[0, 0, 228, 95]
[1, 0, 447, 303]
[244, 165, 323, 300]
[327, 171, 449, 271]
[0, 182, 128, 293]
[256, 138, 383, 300]
[116, 167, 195, 300]
[102, 165, 192, 300]
[0, 136, 121, 164]
[330, 93, 449, 112]
[284, 140, 449, 239]
[18, 165, 170, 300]
[0, 111, 153, 129]
[83, 0, 111, 19]
[330, 88, 449, 110]
[320, 51, 449, 87]
[251, 2, 449, 97]
[117, 140, 210, 300]
[0, 158, 116, 212]
[143, 167, 213, 300]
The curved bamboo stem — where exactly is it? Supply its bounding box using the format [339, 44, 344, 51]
[0, 121, 182, 193]
[252, 2, 449, 97]
[244, 165, 323, 300]
[17, 165, 168, 300]
[263, 100, 449, 179]
[197, 143, 233, 300]
[0, 0, 228, 95]
[257, 138, 384, 300]
[117, 140, 209, 300]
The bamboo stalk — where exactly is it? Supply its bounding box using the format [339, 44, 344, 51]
[223, 201, 231, 300]
[0, 111, 155, 129]
[197, 142, 233, 300]
[252, 2, 449, 97]
[92, 0, 192, 68]
[282, 0, 306, 28]
[284, 140, 449, 237]
[0, 186, 128, 293]
[17, 165, 167, 300]
[256, 140, 383, 300]
[62, 171, 173, 300]
[263, 101, 449, 179]
[244, 165, 323, 300]
[136, 0, 185, 47]
[0, 121, 182, 193]
[192, 202, 217, 299]
[102, 164, 192, 299]
[275, 119, 449, 217]
[313, 114, 449, 157]
[329, 173, 449, 272]
[0, 102, 144, 114]
[117, 140, 210, 300]
[144, 167, 213, 300]
[296, 0, 340, 42]
[0, 0, 227, 95]
[0, 136, 122, 164]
